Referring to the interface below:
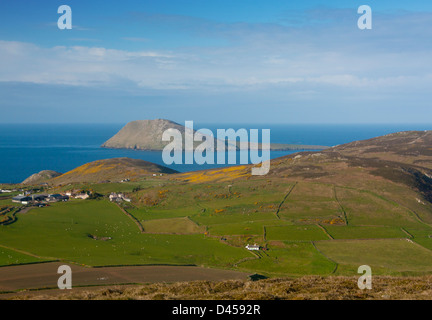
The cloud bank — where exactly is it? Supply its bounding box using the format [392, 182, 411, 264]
[0, 8, 431, 123]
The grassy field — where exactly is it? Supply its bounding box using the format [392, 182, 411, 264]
[0, 200, 251, 267]
[142, 217, 206, 234]
[2, 175, 432, 278]
[324, 226, 407, 239]
[237, 242, 336, 276]
[208, 220, 290, 236]
[316, 239, 432, 275]
[0, 246, 49, 266]
[278, 183, 342, 221]
[335, 188, 424, 228]
[265, 225, 330, 241]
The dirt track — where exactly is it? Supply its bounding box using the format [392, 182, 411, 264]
[0, 262, 249, 296]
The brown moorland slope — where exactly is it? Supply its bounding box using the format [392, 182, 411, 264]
[330, 130, 432, 169]
[50, 157, 178, 185]
[22, 170, 62, 185]
[175, 130, 432, 224]
[6, 276, 432, 300]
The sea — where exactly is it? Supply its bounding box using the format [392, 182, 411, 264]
[1, 123, 432, 184]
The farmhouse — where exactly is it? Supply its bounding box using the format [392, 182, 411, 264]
[245, 244, 260, 251]
[109, 193, 131, 202]
[75, 193, 90, 200]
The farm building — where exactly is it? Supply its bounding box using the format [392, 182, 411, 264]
[46, 194, 69, 202]
[12, 196, 32, 204]
[31, 194, 48, 201]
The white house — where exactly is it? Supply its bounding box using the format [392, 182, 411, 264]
[75, 193, 90, 200]
[109, 193, 119, 202]
[109, 193, 131, 202]
[245, 244, 260, 251]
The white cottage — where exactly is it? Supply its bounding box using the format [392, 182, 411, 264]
[245, 244, 260, 251]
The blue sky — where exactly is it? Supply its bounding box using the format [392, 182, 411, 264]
[0, 0, 431, 123]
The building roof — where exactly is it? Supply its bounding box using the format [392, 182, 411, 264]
[12, 196, 31, 201]
[32, 194, 48, 198]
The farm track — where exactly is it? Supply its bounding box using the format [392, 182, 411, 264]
[332, 183, 432, 233]
[333, 186, 349, 225]
[0, 244, 53, 260]
[317, 224, 334, 240]
[114, 203, 145, 233]
[401, 228, 414, 238]
[275, 182, 298, 219]
[387, 197, 432, 228]
[311, 241, 338, 274]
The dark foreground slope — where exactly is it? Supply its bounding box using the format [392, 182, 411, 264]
[7, 276, 432, 300]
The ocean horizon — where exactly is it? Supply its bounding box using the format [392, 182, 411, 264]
[1, 122, 432, 184]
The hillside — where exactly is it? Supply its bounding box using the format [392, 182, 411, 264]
[5, 130, 432, 294]
[330, 131, 432, 169]
[50, 157, 178, 185]
[101, 119, 328, 151]
[177, 130, 432, 224]
[22, 170, 62, 185]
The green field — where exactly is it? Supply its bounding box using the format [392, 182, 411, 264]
[0, 200, 251, 267]
[208, 220, 290, 236]
[266, 225, 330, 241]
[316, 239, 432, 275]
[2, 176, 432, 277]
[324, 225, 407, 239]
[237, 242, 336, 276]
[142, 217, 206, 234]
[336, 188, 423, 228]
[0, 246, 49, 266]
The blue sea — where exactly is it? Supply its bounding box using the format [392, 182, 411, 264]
[1, 123, 432, 184]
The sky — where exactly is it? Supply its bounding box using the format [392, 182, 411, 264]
[0, 0, 431, 124]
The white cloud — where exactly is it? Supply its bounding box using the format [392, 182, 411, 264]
[1, 9, 432, 95]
